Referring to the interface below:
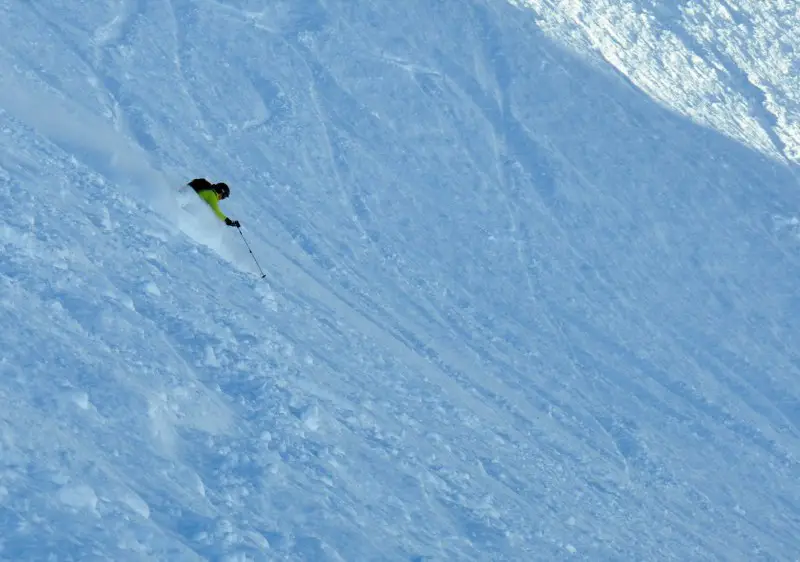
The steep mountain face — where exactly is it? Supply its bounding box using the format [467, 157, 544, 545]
[515, 0, 800, 163]
[1, 0, 798, 560]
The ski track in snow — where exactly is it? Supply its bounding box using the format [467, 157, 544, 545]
[1, 0, 799, 560]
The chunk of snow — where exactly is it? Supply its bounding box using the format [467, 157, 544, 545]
[71, 391, 90, 410]
[204, 345, 220, 367]
[122, 492, 150, 519]
[58, 484, 98, 512]
[144, 282, 161, 296]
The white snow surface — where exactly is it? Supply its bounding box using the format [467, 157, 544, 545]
[517, 0, 800, 164]
[1, 0, 799, 560]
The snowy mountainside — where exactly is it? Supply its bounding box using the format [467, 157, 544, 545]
[515, 0, 800, 164]
[1, 0, 800, 560]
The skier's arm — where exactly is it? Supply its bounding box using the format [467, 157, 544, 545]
[208, 198, 228, 222]
[199, 190, 228, 221]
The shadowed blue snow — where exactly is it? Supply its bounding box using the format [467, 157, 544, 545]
[1, 0, 799, 560]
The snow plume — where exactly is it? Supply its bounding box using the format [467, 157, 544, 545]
[0, 68, 169, 200]
[0, 66, 256, 271]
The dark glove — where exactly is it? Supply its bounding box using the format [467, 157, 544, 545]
[225, 218, 241, 228]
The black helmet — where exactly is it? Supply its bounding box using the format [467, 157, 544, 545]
[214, 182, 230, 199]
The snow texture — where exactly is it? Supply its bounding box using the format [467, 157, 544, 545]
[1, 0, 799, 560]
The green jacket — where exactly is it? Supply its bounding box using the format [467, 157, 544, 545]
[197, 189, 228, 222]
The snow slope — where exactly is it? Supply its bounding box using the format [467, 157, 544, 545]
[517, 0, 800, 164]
[1, 0, 799, 560]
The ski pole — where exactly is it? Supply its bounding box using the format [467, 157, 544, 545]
[237, 227, 267, 279]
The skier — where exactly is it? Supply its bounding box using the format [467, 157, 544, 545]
[188, 178, 241, 228]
